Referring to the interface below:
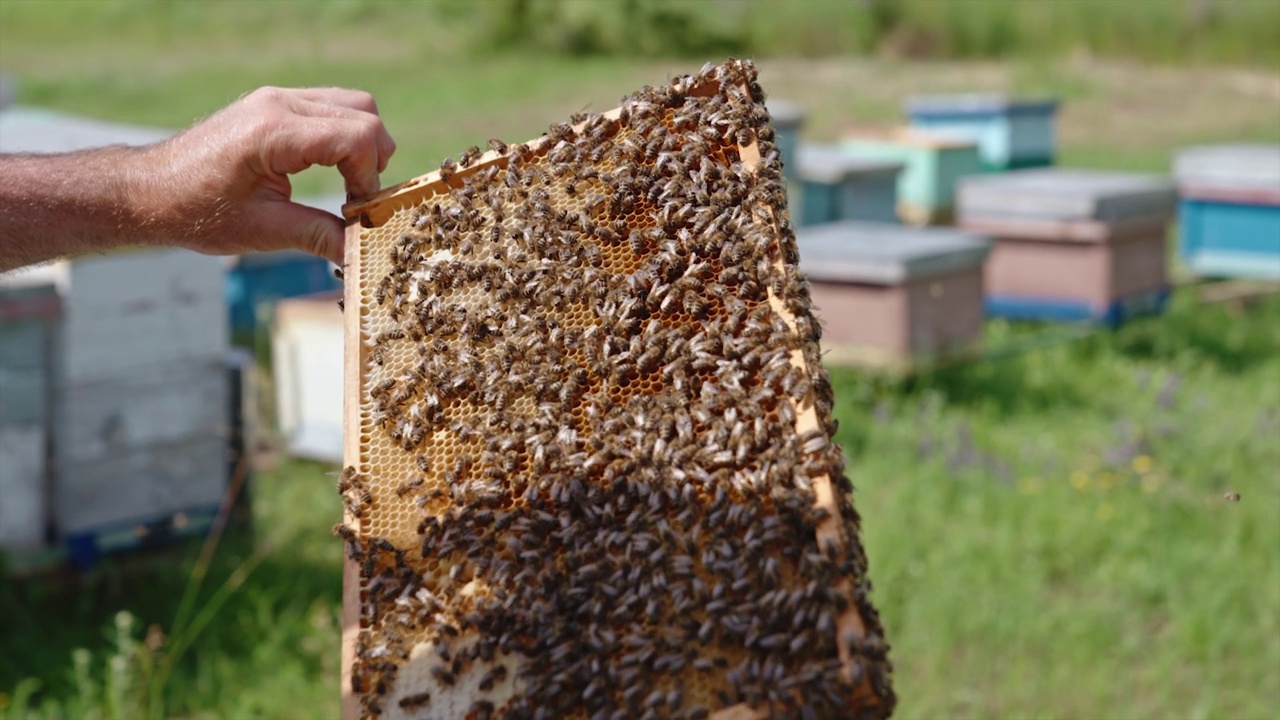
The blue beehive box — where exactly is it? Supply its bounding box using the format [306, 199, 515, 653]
[906, 95, 1058, 172]
[226, 250, 340, 338]
[1174, 144, 1280, 280]
[796, 144, 902, 227]
[766, 99, 805, 179]
[958, 168, 1177, 325]
[224, 194, 344, 339]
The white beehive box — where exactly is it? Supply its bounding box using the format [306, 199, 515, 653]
[0, 425, 45, 552]
[52, 249, 230, 537]
[271, 291, 344, 462]
[0, 284, 60, 554]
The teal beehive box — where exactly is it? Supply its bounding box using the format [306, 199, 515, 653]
[796, 144, 902, 227]
[905, 95, 1058, 172]
[841, 128, 982, 226]
[1174, 144, 1280, 280]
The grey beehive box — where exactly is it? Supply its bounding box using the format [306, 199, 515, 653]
[797, 221, 992, 367]
[796, 144, 902, 226]
[958, 168, 1177, 224]
[1173, 144, 1280, 195]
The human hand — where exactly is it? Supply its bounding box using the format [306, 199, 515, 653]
[137, 86, 395, 264]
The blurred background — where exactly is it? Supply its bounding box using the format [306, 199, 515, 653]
[1, 1, 1277, 718]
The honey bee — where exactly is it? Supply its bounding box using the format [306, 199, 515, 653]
[397, 692, 431, 710]
[459, 145, 482, 168]
[487, 137, 508, 154]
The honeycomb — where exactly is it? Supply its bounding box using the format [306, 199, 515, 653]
[338, 60, 894, 720]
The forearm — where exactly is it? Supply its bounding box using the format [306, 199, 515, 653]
[1, 86, 393, 272]
[0, 146, 168, 272]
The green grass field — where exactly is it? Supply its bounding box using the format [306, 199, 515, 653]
[2, 2, 1279, 718]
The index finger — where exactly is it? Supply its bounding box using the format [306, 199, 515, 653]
[266, 112, 386, 199]
[292, 87, 382, 117]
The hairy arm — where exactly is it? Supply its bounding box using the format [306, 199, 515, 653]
[0, 86, 395, 273]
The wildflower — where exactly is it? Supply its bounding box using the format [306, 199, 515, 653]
[1070, 470, 1091, 491]
[1131, 455, 1154, 474]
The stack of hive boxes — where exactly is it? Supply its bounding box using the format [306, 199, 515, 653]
[51, 250, 232, 566]
[271, 291, 344, 463]
[958, 168, 1178, 324]
[905, 94, 1059, 171]
[1174, 144, 1280, 280]
[0, 283, 60, 557]
[798, 221, 992, 369]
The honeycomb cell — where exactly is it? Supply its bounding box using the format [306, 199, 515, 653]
[341, 59, 894, 720]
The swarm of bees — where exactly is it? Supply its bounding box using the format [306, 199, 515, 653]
[337, 59, 895, 719]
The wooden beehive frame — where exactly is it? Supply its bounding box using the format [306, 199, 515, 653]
[339, 61, 893, 719]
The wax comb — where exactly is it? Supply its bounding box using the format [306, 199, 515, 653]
[338, 59, 894, 720]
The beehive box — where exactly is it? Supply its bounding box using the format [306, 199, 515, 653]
[840, 128, 982, 226]
[0, 284, 60, 554]
[958, 168, 1177, 324]
[797, 221, 991, 368]
[272, 291, 345, 463]
[905, 94, 1058, 171]
[337, 60, 893, 719]
[49, 249, 232, 562]
[1174, 144, 1280, 280]
[795, 144, 902, 227]
[766, 98, 805, 178]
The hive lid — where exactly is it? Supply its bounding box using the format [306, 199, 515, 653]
[841, 126, 978, 151]
[958, 168, 1177, 223]
[766, 98, 805, 127]
[905, 94, 1059, 118]
[1173, 144, 1280, 196]
[797, 144, 904, 184]
[798, 221, 991, 285]
[0, 106, 172, 153]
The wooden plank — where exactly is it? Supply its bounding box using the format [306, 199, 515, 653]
[1198, 278, 1280, 306]
[341, 220, 365, 720]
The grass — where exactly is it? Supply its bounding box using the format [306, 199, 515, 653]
[2, 2, 1279, 718]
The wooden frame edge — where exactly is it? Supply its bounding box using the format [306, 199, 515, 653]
[341, 219, 364, 720]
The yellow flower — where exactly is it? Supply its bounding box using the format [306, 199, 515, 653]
[1097, 502, 1115, 521]
[1070, 470, 1091, 491]
[1132, 455, 1154, 474]
[1141, 474, 1162, 493]
[1097, 472, 1116, 491]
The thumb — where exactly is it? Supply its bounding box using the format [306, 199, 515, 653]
[255, 201, 347, 265]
